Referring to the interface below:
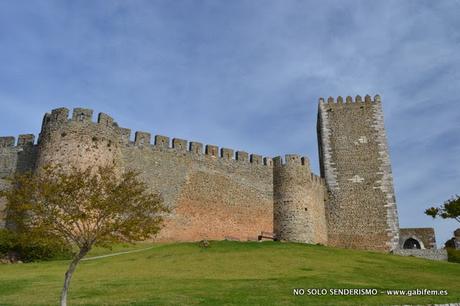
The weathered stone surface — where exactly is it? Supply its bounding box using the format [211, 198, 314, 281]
[399, 228, 437, 249]
[0, 97, 429, 252]
[273, 155, 327, 244]
[35, 108, 122, 171]
[392, 249, 448, 261]
[122, 143, 274, 241]
[0, 136, 37, 228]
[317, 96, 400, 251]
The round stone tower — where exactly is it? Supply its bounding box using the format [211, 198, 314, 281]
[35, 107, 123, 171]
[273, 154, 328, 244]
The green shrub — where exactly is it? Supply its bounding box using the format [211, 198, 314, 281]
[447, 248, 460, 263]
[198, 240, 210, 248]
[0, 229, 16, 256]
[0, 229, 72, 262]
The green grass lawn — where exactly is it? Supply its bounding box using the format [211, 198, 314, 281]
[0, 241, 459, 305]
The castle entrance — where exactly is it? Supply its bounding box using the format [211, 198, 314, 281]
[403, 238, 421, 249]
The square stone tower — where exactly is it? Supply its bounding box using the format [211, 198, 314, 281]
[317, 95, 399, 251]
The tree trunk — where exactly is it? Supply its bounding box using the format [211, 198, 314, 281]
[60, 247, 90, 306]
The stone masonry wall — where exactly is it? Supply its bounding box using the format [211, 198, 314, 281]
[317, 95, 400, 251]
[393, 249, 447, 261]
[0, 136, 37, 228]
[1, 103, 402, 250]
[35, 108, 122, 171]
[0, 107, 278, 240]
[121, 135, 274, 241]
[399, 228, 436, 249]
[273, 154, 327, 244]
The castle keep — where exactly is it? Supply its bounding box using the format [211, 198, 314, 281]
[317, 95, 399, 250]
[0, 95, 436, 252]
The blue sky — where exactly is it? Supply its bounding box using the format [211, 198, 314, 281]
[0, 0, 459, 246]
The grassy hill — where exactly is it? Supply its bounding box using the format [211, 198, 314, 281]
[0, 241, 459, 305]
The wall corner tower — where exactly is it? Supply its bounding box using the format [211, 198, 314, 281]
[317, 95, 399, 252]
[36, 107, 123, 171]
[273, 154, 328, 244]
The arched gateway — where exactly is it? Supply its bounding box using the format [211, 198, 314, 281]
[403, 238, 421, 249]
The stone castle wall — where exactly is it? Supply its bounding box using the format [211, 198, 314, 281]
[393, 249, 447, 261]
[273, 154, 327, 244]
[399, 228, 437, 249]
[317, 95, 399, 251]
[0, 107, 280, 241]
[0, 96, 412, 252]
[36, 107, 122, 171]
[0, 136, 37, 228]
[120, 132, 275, 241]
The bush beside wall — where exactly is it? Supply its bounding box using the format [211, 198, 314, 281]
[447, 248, 460, 264]
[0, 229, 72, 262]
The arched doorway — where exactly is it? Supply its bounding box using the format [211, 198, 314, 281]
[403, 238, 421, 249]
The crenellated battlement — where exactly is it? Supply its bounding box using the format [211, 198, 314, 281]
[124, 130, 273, 166]
[36, 107, 278, 167]
[310, 173, 325, 186]
[0, 135, 36, 148]
[40, 107, 121, 136]
[319, 94, 381, 107]
[272, 154, 324, 187]
[317, 93, 399, 251]
[0, 97, 400, 251]
[36, 107, 124, 170]
[0, 137, 16, 148]
[0, 134, 38, 177]
[273, 154, 310, 168]
[273, 156, 327, 243]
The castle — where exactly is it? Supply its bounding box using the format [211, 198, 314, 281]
[0, 95, 438, 253]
